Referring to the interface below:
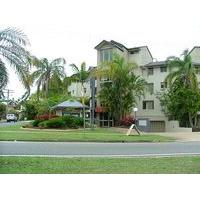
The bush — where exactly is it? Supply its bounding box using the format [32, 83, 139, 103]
[38, 118, 66, 128]
[120, 116, 135, 126]
[32, 119, 43, 127]
[61, 115, 77, 128]
[74, 117, 84, 127]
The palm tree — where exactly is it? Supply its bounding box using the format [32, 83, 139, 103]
[70, 62, 89, 128]
[165, 50, 199, 128]
[32, 57, 66, 99]
[165, 49, 198, 89]
[96, 54, 146, 125]
[0, 27, 30, 100]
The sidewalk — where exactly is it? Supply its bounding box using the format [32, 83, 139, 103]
[112, 127, 200, 142]
[156, 132, 200, 142]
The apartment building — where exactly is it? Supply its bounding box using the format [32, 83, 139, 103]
[68, 40, 200, 132]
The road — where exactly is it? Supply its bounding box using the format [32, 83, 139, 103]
[1, 141, 200, 157]
[0, 121, 27, 127]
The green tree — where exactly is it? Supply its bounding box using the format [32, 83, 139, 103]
[158, 79, 200, 128]
[166, 50, 198, 89]
[96, 54, 146, 125]
[31, 57, 66, 99]
[0, 28, 30, 99]
[70, 62, 89, 128]
[159, 50, 200, 128]
[0, 103, 6, 119]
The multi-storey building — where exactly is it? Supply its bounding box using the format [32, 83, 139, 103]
[68, 40, 200, 132]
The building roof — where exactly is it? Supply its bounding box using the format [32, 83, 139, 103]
[144, 60, 200, 68]
[94, 40, 153, 59]
[52, 100, 88, 109]
[144, 61, 167, 67]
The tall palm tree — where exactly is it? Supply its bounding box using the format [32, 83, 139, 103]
[165, 50, 199, 128]
[165, 49, 198, 89]
[0, 27, 30, 100]
[32, 57, 66, 99]
[96, 54, 146, 125]
[70, 62, 89, 128]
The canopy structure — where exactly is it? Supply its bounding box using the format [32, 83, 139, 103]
[52, 100, 88, 110]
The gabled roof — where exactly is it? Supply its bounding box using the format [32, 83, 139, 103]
[52, 100, 88, 109]
[188, 46, 200, 55]
[94, 40, 153, 59]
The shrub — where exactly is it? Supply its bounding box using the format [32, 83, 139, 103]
[38, 118, 66, 128]
[74, 117, 84, 127]
[61, 116, 77, 128]
[32, 119, 43, 127]
[36, 115, 84, 129]
[120, 116, 135, 126]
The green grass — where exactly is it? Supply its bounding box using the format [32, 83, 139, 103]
[0, 124, 173, 142]
[0, 156, 200, 173]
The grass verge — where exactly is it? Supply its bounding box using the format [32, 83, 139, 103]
[0, 124, 173, 142]
[0, 156, 200, 173]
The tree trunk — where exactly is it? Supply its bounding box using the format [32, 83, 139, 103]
[188, 113, 194, 129]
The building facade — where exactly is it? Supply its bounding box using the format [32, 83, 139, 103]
[68, 41, 200, 132]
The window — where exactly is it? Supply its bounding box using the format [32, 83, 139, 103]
[160, 66, 167, 72]
[143, 101, 154, 109]
[100, 48, 112, 62]
[160, 82, 167, 89]
[84, 88, 87, 93]
[147, 83, 154, 94]
[148, 67, 153, 75]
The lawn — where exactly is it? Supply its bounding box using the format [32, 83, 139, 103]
[0, 124, 174, 142]
[0, 156, 200, 173]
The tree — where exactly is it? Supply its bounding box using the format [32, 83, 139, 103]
[96, 54, 146, 125]
[159, 50, 200, 128]
[166, 49, 198, 89]
[158, 79, 200, 128]
[70, 62, 89, 128]
[0, 103, 6, 119]
[31, 57, 66, 98]
[0, 27, 30, 100]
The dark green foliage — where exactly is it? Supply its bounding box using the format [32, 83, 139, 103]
[61, 115, 76, 128]
[36, 116, 83, 129]
[159, 50, 200, 128]
[0, 103, 6, 119]
[74, 117, 84, 127]
[97, 54, 146, 125]
[41, 118, 66, 128]
[32, 119, 43, 127]
[23, 101, 38, 120]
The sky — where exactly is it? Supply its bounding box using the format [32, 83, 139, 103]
[1, 0, 200, 99]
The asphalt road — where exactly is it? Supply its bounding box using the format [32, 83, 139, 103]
[1, 141, 200, 157]
[0, 121, 27, 127]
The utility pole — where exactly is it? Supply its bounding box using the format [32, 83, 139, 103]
[90, 77, 95, 129]
[3, 89, 14, 115]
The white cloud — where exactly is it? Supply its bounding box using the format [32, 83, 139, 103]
[1, 0, 200, 98]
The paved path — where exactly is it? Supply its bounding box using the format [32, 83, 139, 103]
[1, 141, 200, 157]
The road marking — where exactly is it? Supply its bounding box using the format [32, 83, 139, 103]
[1, 152, 200, 158]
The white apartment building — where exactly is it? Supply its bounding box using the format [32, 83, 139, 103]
[68, 40, 200, 132]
